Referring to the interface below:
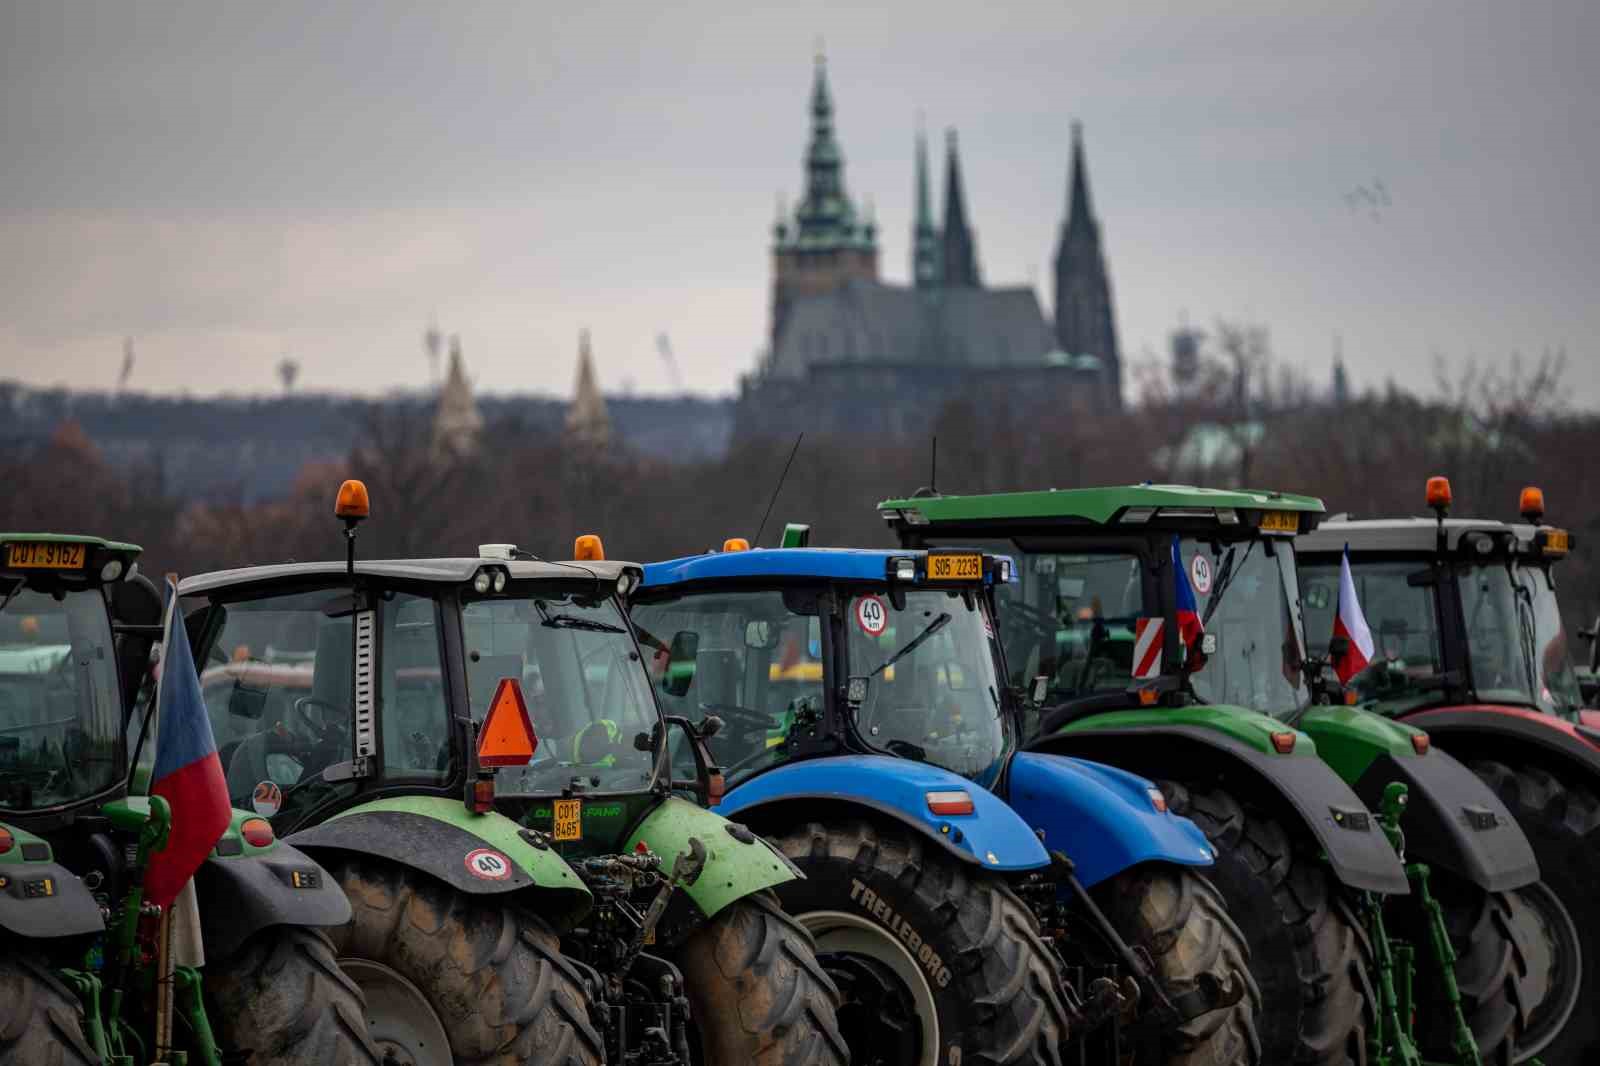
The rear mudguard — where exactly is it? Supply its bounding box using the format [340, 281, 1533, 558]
[624, 795, 798, 919]
[1005, 753, 1216, 889]
[1351, 750, 1538, 892]
[1404, 705, 1600, 784]
[715, 754, 1052, 872]
[194, 810, 352, 960]
[0, 822, 103, 939]
[287, 795, 591, 927]
[1032, 724, 1410, 894]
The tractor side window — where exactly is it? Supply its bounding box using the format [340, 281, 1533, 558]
[1460, 564, 1537, 709]
[630, 590, 822, 788]
[1301, 561, 1444, 712]
[1514, 564, 1583, 714]
[1182, 538, 1310, 716]
[382, 593, 451, 782]
[196, 588, 359, 821]
[961, 541, 1148, 702]
[0, 584, 123, 811]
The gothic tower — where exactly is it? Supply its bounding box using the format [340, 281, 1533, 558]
[769, 54, 878, 351]
[911, 127, 940, 288]
[566, 329, 611, 449]
[940, 129, 980, 288]
[1053, 122, 1122, 407]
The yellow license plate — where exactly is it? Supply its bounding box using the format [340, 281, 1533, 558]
[1259, 511, 1300, 533]
[926, 553, 982, 581]
[553, 798, 582, 841]
[5, 542, 86, 569]
[1545, 529, 1570, 554]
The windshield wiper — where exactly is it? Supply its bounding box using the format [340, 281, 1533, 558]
[1200, 541, 1256, 627]
[533, 600, 626, 634]
[871, 612, 951, 678]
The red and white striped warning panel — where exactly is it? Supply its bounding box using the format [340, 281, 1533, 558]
[1133, 617, 1164, 679]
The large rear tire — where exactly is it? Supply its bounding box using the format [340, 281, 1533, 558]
[1470, 759, 1594, 1063]
[1391, 877, 1550, 1063]
[767, 817, 1072, 1066]
[672, 890, 849, 1066]
[324, 855, 604, 1066]
[0, 953, 99, 1066]
[205, 926, 381, 1066]
[1093, 864, 1262, 1066]
[1165, 781, 1368, 1066]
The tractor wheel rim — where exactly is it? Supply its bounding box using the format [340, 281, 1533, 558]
[797, 909, 938, 1066]
[339, 957, 451, 1066]
[1514, 881, 1582, 1063]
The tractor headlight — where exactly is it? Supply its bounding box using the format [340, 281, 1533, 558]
[100, 559, 124, 582]
[473, 570, 493, 594]
[492, 569, 508, 593]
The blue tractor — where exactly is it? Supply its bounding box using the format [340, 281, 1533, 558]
[628, 536, 1261, 1066]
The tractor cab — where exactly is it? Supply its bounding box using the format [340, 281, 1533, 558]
[1297, 481, 1585, 721]
[0, 534, 149, 822]
[632, 539, 1017, 792]
[180, 540, 661, 848]
[879, 486, 1324, 732]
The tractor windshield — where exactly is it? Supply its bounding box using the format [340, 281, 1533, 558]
[631, 588, 825, 788]
[462, 590, 658, 795]
[1181, 537, 1310, 717]
[843, 588, 1012, 787]
[0, 581, 123, 810]
[1301, 560, 1450, 714]
[1512, 561, 1583, 714]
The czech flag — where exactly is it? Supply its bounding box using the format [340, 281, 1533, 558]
[144, 582, 232, 911]
[1331, 545, 1375, 685]
[1171, 536, 1206, 654]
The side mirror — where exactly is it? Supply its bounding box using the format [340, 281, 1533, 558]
[228, 684, 269, 720]
[663, 630, 700, 698]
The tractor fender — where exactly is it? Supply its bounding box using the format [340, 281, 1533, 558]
[192, 835, 351, 961]
[1030, 725, 1411, 894]
[715, 754, 1052, 873]
[285, 796, 590, 924]
[1005, 752, 1216, 889]
[1404, 706, 1600, 784]
[1350, 749, 1539, 892]
[0, 822, 103, 939]
[623, 795, 799, 920]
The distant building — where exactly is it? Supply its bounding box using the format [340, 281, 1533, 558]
[735, 56, 1120, 443]
[432, 335, 483, 458]
[566, 329, 611, 449]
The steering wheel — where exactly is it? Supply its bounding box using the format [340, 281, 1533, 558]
[697, 702, 773, 734]
[291, 696, 349, 749]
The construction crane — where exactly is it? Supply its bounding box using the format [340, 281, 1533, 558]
[656, 333, 684, 393]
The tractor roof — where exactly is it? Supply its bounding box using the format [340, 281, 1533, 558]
[1, 532, 142, 582]
[878, 484, 1323, 529]
[179, 556, 636, 596]
[1299, 518, 1555, 556]
[642, 548, 919, 589]
[1, 532, 141, 555]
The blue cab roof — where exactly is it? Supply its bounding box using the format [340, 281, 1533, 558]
[643, 547, 912, 588]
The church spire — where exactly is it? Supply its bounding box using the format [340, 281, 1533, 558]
[940, 128, 980, 287]
[566, 329, 611, 448]
[912, 124, 940, 288]
[432, 335, 483, 459]
[783, 52, 874, 252]
[1067, 120, 1094, 229]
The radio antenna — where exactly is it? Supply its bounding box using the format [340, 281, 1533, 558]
[753, 433, 804, 548]
[930, 436, 937, 495]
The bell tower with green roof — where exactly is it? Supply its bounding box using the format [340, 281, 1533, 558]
[770, 53, 879, 350]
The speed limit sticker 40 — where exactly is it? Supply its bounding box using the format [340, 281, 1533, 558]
[856, 596, 888, 637]
[464, 848, 513, 881]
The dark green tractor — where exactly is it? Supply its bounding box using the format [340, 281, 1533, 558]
[173, 483, 845, 1066]
[1, 533, 375, 1066]
[883, 485, 1554, 1066]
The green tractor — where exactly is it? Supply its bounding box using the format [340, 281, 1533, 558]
[1, 533, 375, 1066]
[175, 483, 845, 1066]
[881, 485, 1553, 1066]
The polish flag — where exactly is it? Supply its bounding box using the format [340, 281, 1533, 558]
[1133, 618, 1164, 679]
[1332, 546, 1375, 685]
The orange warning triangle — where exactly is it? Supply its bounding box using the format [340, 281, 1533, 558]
[478, 677, 539, 767]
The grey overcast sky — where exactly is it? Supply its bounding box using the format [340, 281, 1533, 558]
[1, 0, 1595, 404]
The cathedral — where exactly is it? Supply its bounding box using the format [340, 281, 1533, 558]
[733, 56, 1122, 442]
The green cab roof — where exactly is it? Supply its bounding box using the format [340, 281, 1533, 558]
[878, 484, 1325, 528]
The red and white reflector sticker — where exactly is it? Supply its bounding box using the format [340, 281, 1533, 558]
[1133, 618, 1164, 679]
[926, 790, 975, 816]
